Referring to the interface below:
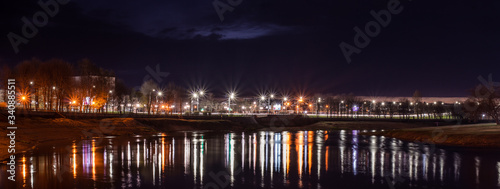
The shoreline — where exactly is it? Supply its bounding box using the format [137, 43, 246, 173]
[0, 117, 158, 162]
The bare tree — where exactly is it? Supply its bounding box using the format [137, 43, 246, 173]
[398, 98, 410, 119]
[114, 79, 131, 114]
[140, 79, 159, 115]
[412, 90, 422, 118]
[471, 83, 500, 125]
[0, 64, 13, 103]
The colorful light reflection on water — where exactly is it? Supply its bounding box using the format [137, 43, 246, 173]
[2, 130, 500, 189]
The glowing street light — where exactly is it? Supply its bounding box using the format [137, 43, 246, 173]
[282, 97, 288, 112]
[339, 100, 344, 117]
[228, 92, 235, 114]
[191, 90, 204, 112]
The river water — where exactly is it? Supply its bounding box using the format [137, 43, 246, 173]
[1, 130, 500, 189]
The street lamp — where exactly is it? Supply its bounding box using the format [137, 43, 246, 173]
[267, 94, 274, 114]
[108, 90, 113, 113]
[317, 98, 321, 115]
[228, 93, 235, 114]
[192, 90, 204, 112]
[283, 97, 288, 113]
[192, 93, 198, 112]
[339, 100, 344, 117]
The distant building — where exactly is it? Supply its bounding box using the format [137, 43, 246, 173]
[357, 96, 468, 104]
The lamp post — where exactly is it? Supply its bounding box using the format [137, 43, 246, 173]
[228, 93, 235, 114]
[260, 96, 265, 114]
[196, 92, 200, 112]
[298, 96, 303, 114]
[191, 90, 204, 113]
[157, 91, 162, 115]
[362, 102, 366, 116]
[317, 98, 321, 116]
[283, 97, 288, 114]
[339, 100, 343, 118]
[268, 94, 274, 114]
[192, 93, 198, 113]
[108, 90, 113, 113]
[29, 81, 34, 111]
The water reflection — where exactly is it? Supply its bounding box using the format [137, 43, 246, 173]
[3, 130, 500, 189]
[498, 162, 500, 187]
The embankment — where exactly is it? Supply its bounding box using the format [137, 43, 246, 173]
[367, 123, 500, 148]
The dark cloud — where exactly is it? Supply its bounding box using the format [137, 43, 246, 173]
[0, 0, 499, 97]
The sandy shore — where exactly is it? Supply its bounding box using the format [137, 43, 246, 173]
[367, 123, 500, 148]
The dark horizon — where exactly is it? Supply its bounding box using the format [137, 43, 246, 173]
[1, 0, 499, 97]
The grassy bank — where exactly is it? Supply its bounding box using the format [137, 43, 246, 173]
[367, 123, 500, 148]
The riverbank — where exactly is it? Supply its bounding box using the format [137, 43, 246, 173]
[0, 117, 158, 162]
[367, 123, 500, 148]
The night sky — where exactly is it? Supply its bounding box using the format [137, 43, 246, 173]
[1, 0, 499, 97]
